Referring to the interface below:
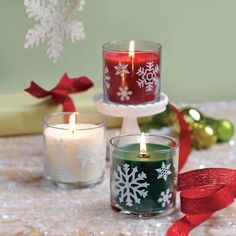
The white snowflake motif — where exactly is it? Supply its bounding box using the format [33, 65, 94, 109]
[104, 66, 111, 89]
[136, 61, 160, 92]
[74, 143, 96, 168]
[24, 0, 86, 63]
[117, 86, 133, 101]
[156, 162, 172, 182]
[157, 189, 173, 208]
[113, 163, 150, 207]
[57, 166, 75, 182]
[114, 62, 130, 77]
[52, 139, 66, 157]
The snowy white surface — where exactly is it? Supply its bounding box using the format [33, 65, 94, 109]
[0, 101, 236, 236]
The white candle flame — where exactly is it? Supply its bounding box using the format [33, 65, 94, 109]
[128, 40, 135, 58]
[69, 113, 76, 134]
[140, 132, 147, 155]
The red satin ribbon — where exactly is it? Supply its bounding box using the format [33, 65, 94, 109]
[25, 73, 94, 112]
[168, 103, 192, 171]
[167, 103, 236, 236]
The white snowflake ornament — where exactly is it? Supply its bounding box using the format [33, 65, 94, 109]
[156, 162, 172, 181]
[157, 188, 173, 208]
[113, 163, 150, 207]
[74, 143, 96, 168]
[136, 61, 159, 92]
[117, 86, 133, 101]
[104, 66, 111, 89]
[24, 0, 86, 63]
[114, 62, 130, 77]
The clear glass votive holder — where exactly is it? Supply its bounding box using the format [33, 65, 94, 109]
[103, 40, 161, 105]
[110, 134, 178, 217]
[43, 112, 106, 188]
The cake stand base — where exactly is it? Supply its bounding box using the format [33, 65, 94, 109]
[94, 93, 169, 134]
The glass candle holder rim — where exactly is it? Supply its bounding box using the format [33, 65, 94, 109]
[110, 133, 179, 154]
[43, 112, 106, 131]
[103, 39, 161, 53]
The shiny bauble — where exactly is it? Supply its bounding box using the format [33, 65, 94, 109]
[216, 119, 234, 142]
[180, 107, 204, 124]
[191, 122, 217, 149]
[172, 107, 204, 134]
[204, 117, 234, 142]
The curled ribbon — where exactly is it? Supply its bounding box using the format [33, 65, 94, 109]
[25, 72, 94, 112]
[167, 103, 236, 236]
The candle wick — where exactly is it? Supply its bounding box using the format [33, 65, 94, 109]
[139, 153, 149, 158]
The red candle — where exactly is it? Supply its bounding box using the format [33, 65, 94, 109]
[103, 40, 161, 104]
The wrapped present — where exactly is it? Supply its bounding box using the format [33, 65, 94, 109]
[0, 88, 124, 136]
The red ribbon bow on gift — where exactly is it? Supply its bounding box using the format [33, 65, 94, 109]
[167, 103, 236, 236]
[25, 73, 94, 112]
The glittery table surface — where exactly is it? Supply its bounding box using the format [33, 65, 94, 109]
[0, 101, 236, 236]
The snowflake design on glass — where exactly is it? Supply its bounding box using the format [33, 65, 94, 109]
[24, 0, 86, 63]
[113, 163, 150, 207]
[52, 139, 66, 157]
[104, 66, 111, 89]
[114, 62, 130, 77]
[157, 188, 173, 208]
[117, 86, 133, 101]
[156, 162, 172, 182]
[136, 61, 159, 92]
[57, 166, 75, 182]
[74, 143, 96, 168]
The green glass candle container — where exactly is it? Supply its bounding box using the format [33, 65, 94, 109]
[110, 134, 178, 217]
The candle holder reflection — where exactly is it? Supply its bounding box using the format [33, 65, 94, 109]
[110, 133, 178, 217]
[43, 112, 106, 188]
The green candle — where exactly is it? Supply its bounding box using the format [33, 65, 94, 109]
[110, 134, 178, 217]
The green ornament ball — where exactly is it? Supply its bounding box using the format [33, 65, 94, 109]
[216, 119, 234, 142]
[180, 107, 204, 124]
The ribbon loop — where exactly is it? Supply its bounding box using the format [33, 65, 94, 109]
[178, 168, 236, 191]
[181, 185, 234, 214]
[167, 104, 236, 236]
[25, 81, 49, 98]
[25, 72, 94, 112]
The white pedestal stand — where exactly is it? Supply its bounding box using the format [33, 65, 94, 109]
[94, 93, 169, 134]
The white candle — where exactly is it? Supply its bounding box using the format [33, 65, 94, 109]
[44, 116, 106, 185]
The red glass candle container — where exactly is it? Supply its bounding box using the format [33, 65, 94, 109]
[103, 40, 161, 105]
